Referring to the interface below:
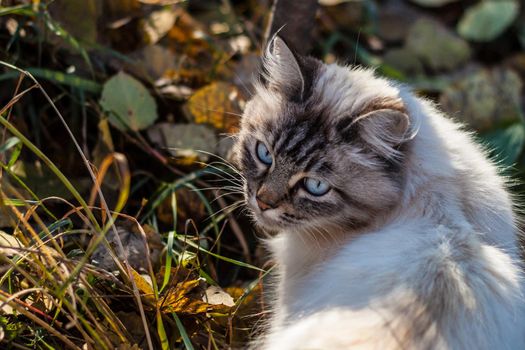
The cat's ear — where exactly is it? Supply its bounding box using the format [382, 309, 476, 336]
[261, 36, 305, 99]
[345, 102, 411, 158]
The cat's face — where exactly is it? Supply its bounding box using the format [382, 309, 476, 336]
[234, 37, 412, 234]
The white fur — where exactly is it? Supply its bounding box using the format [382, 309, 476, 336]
[256, 64, 525, 349]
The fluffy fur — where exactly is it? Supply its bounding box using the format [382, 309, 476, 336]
[233, 37, 525, 349]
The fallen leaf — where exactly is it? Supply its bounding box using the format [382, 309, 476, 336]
[140, 8, 177, 44]
[406, 18, 470, 72]
[147, 123, 218, 163]
[127, 45, 177, 82]
[130, 268, 154, 297]
[382, 48, 424, 77]
[186, 82, 242, 133]
[457, 1, 519, 42]
[439, 67, 523, 132]
[100, 72, 158, 132]
[204, 286, 235, 307]
[160, 280, 231, 315]
[152, 267, 232, 315]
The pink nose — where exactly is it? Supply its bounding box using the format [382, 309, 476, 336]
[256, 196, 276, 211]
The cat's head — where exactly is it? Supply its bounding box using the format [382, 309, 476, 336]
[233, 37, 413, 235]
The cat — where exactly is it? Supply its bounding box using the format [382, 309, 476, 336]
[232, 36, 525, 349]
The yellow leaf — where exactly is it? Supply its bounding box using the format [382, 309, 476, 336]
[158, 279, 231, 315]
[129, 268, 155, 300]
[186, 82, 242, 133]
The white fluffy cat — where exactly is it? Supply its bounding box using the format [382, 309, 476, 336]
[233, 37, 525, 349]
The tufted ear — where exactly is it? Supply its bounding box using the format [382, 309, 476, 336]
[261, 36, 305, 100]
[340, 99, 411, 159]
[356, 109, 410, 158]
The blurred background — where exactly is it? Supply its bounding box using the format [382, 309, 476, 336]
[0, 0, 523, 349]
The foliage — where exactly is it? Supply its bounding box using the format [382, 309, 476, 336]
[0, 0, 523, 349]
[100, 72, 158, 132]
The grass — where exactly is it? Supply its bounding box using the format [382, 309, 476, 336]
[0, 61, 265, 349]
[4, 1, 521, 348]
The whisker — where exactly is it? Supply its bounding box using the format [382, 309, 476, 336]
[188, 148, 240, 171]
[233, 70, 255, 96]
[192, 185, 243, 192]
[204, 178, 244, 185]
[199, 161, 245, 182]
[208, 161, 244, 179]
[207, 200, 244, 220]
[187, 104, 246, 118]
[210, 191, 244, 204]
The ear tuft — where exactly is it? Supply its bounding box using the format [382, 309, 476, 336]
[262, 36, 305, 99]
[349, 100, 411, 159]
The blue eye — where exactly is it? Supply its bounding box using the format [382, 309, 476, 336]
[256, 142, 273, 165]
[303, 178, 330, 196]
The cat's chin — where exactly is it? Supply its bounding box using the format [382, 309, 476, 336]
[248, 208, 293, 234]
[252, 212, 286, 233]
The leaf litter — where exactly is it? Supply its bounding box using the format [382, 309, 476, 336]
[0, 0, 524, 348]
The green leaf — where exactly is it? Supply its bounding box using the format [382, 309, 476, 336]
[457, 1, 519, 42]
[146, 123, 218, 163]
[406, 18, 470, 72]
[100, 72, 158, 132]
[483, 123, 525, 167]
[439, 68, 523, 132]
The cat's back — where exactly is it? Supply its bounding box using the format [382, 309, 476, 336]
[402, 93, 519, 254]
[266, 95, 525, 350]
[270, 218, 525, 349]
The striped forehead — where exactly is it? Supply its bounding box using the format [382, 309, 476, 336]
[263, 110, 332, 171]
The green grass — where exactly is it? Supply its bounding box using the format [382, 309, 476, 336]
[0, 62, 264, 349]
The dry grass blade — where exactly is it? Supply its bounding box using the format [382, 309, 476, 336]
[0, 62, 154, 349]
